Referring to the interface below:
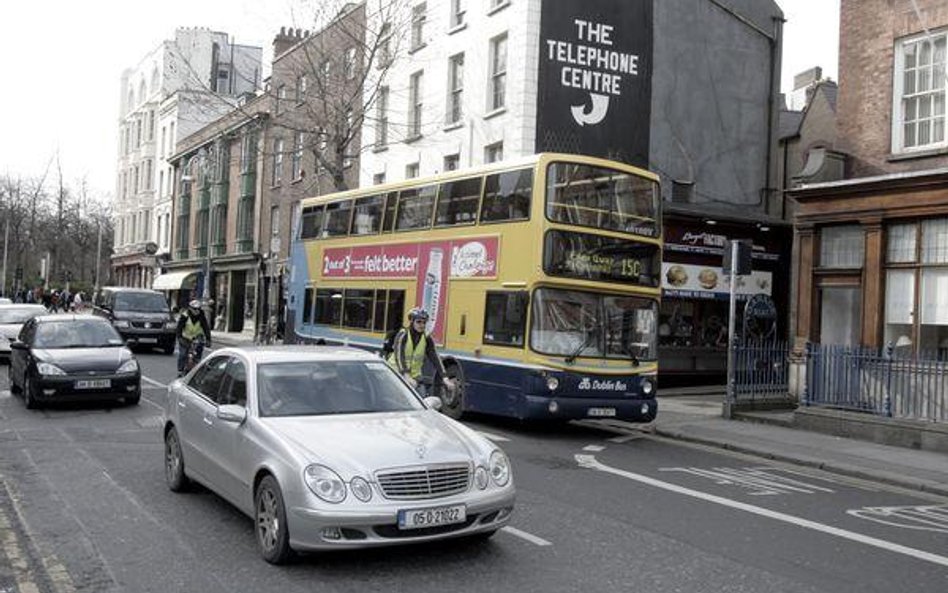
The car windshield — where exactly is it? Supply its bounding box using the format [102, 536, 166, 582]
[33, 320, 125, 349]
[0, 306, 46, 324]
[114, 292, 168, 313]
[257, 360, 425, 417]
[530, 287, 658, 362]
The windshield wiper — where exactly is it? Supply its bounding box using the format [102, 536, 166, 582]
[565, 327, 599, 364]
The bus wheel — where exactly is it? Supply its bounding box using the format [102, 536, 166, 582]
[440, 361, 465, 420]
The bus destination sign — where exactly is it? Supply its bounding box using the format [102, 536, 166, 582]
[544, 230, 660, 287]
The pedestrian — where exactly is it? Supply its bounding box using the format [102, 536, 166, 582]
[175, 299, 212, 376]
[73, 291, 83, 312]
[386, 307, 455, 396]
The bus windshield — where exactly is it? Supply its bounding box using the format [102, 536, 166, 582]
[546, 162, 659, 238]
[530, 288, 657, 362]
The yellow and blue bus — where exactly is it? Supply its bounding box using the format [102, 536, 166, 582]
[286, 153, 662, 422]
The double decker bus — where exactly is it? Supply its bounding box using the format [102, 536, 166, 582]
[286, 153, 661, 422]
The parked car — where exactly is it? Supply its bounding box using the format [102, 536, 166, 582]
[0, 304, 48, 363]
[9, 315, 141, 408]
[0, 298, 12, 305]
[163, 346, 516, 564]
[92, 287, 176, 354]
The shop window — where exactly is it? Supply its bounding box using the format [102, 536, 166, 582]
[483, 292, 526, 346]
[820, 226, 864, 268]
[887, 223, 917, 263]
[821, 287, 861, 347]
[920, 269, 948, 352]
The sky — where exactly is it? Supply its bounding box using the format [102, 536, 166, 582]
[0, 0, 840, 202]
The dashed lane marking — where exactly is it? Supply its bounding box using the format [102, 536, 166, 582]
[849, 505, 948, 534]
[141, 376, 167, 389]
[500, 526, 552, 546]
[577, 453, 948, 569]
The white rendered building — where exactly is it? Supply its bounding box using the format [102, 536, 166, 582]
[113, 28, 262, 288]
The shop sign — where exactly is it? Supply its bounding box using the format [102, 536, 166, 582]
[743, 294, 777, 340]
[662, 262, 772, 300]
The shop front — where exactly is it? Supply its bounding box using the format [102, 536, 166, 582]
[659, 209, 791, 386]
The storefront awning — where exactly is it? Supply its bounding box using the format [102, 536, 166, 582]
[152, 271, 197, 291]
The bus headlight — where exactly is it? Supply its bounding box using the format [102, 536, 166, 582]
[546, 376, 559, 391]
[641, 378, 654, 395]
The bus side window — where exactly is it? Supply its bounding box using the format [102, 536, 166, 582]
[481, 169, 532, 223]
[300, 206, 325, 239]
[435, 177, 482, 226]
[351, 195, 385, 235]
[382, 191, 398, 233]
[482, 291, 527, 347]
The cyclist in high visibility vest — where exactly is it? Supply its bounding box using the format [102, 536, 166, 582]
[176, 299, 212, 376]
[387, 308, 455, 395]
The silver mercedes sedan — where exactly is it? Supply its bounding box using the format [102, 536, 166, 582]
[162, 346, 516, 564]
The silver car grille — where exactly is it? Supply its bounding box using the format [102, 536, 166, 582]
[376, 464, 471, 500]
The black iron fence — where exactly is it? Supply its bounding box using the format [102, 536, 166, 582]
[804, 344, 948, 423]
[733, 340, 792, 406]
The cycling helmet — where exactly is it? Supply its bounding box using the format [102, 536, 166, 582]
[188, 299, 201, 310]
[408, 307, 430, 322]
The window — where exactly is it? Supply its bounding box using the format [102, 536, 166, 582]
[321, 59, 331, 84]
[324, 201, 353, 237]
[489, 0, 509, 10]
[435, 177, 481, 226]
[376, 86, 389, 148]
[351, 195, 385, 235]
[409, 71, 424, 138]
[345, 47, 357, 80]
[489, 34, 508, 111]
[894, 31, 947, 152]
[405, 163, 420, 179]
[378, 22, 393, 67]
[296, 74, 307, 102]
[270, 206, 280, 237]
[220, 359, 247, 407]
[450, 0, 465, 28]
[382, 191, 398, 232]
[481, 168, 532, 222]
[303, 288, 314, 324]
[373, 172, 387, 185]
[344, 289, 374, 330]
[820, 226, 864, 268]
[447, 53, 464, 125]
[315, 288, 343, 325]
[300, 205, 325, 239]
[188, 356, 230, 400]
[396, 185, 437, 230]
[148, 110, 155, 141]
[484, 292, 527, 346]
[292, 131, 304, 180]
[444, 154, 460, 171]
[411, 3, 427, 51]
[271, 138, 283, 185]
[240, 132, 255, 173]
[485, 141, 503, 163]
[276, 85, 286, 114]
[344, 109, 354, 168]
[374, 289, 405, 332]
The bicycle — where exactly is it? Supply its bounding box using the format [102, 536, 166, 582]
[181, 337, 206, 375]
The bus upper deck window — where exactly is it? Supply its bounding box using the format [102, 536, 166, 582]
[481, 169, 532, 223]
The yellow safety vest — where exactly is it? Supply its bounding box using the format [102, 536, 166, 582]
[182, 316, 204, 340]
[388, 331, 427, 379]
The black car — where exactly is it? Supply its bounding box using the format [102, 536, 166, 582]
[92, 287, 176, 354]
[9, 315, 142, 409]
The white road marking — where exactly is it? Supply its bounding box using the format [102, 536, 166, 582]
[476, 431, 510, 442]
[141, 376, 167, 389]
[583, 445, 605, 452]
[501, 526, 552, 546]
[576, 454, 948, 569]
[140, 397, 163, 412]
[659, 466, 836, 496]
[849, 505, 948, 534]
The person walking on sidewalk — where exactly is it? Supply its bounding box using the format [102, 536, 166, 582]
[176, 300, 212, 376]
[386, 308, 455, 396]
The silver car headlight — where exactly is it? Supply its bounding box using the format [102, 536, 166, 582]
[489, 450, 511, 487]
[113, 320, 130, 328]
[117, 359, 139, 374]
[474, 466, 489, 490]
[304, 464, 347, 503]
[37, 362, 66, 376]
[349, 476, 373, 502]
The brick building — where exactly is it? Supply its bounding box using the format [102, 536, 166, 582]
[791, 0, 948, 352]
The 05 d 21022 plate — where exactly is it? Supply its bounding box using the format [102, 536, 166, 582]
[397, 504, 466, 530]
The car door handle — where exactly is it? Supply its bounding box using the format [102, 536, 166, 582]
[203, 416, 213, 426]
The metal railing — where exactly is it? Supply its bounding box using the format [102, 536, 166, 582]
[733, 340, 791, 404]
[805, 344, 948, 423]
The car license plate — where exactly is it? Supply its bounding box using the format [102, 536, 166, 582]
[75, 379, 111, 389]
[587, 407, 617, 417]
[397, 504, 466, 530]
[138, 337, 158, 344]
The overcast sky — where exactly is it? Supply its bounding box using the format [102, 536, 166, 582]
[0, 0, 840, 201]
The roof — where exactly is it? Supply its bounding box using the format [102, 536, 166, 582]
[214, 345, 380, 364]
[34, 314, 104, 323]
[778, 110, 804, 140]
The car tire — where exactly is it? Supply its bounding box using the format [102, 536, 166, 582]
[439, 361, 465, 420]
[164, 427, 190, 492]
[23, 375, 38, 410]
[255, 475, 295, 565]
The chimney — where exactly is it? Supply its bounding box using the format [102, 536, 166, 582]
[793, 66, 822, 91]
[273, 26, 304, 58]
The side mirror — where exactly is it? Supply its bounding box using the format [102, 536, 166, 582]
[217, 405, 247, 424]
[10, 341, 27, 351]
[424, 396, 443, 411]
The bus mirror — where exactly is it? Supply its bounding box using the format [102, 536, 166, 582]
[507, 291, 529, 323]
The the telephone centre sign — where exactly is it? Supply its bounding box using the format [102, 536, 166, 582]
[536, 0, 653, 167]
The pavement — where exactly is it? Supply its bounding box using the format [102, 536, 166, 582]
[210, 329, 948, 498]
